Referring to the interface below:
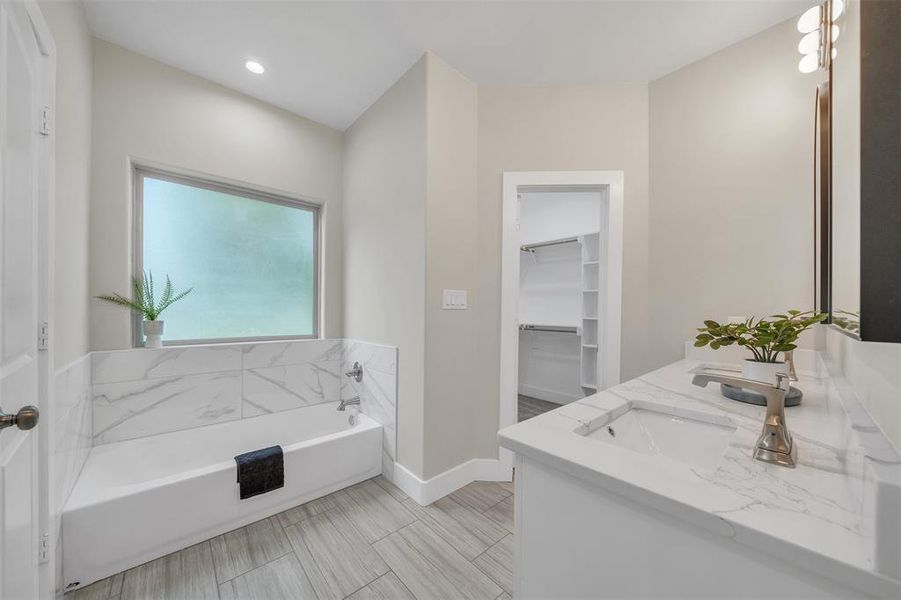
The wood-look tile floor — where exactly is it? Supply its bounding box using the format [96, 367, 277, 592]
[517, 395, 558, 422]
[72, 477, 514, 600]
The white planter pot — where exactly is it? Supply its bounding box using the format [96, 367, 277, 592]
[143, 320, 164, 349]
[741, 359, 788, 385]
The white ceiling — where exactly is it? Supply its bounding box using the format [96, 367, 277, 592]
[84, 1, 809, 131]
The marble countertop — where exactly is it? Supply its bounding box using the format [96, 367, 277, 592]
[499, 352, 901, 597]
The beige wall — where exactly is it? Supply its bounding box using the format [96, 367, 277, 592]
[343, 57, 428, 476]
[473, 83, 651, 460]
[40, 0, 92, 366]
[90, 40, 344, 349]
[423, 55, 479, 478]
[343, 53, 481, 480]
[648, 19, 818, 370]
[346, 56, 644, 479]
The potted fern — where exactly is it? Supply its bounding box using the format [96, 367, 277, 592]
[694, 310, 826, 384]
[97, 271, 193, 348]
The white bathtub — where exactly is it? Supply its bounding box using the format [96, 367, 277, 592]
[62, 402, 381, 590]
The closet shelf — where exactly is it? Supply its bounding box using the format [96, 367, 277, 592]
[522, 283, 585, 292]
[520, 324, 579, 334]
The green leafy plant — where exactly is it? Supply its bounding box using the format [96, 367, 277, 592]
[694, 310, 827, 363]
[832, 310, 860, 333]
[96, 271, 193, 321]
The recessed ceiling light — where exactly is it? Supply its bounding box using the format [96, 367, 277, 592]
[245, 60, 265, 75]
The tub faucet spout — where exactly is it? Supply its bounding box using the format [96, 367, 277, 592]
[338, 396, 360, 411]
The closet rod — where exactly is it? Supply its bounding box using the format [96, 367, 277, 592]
[519, 324, 578, 334]
[520, 236, 579, 252]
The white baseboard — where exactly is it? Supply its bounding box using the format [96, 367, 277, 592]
[519, 383, 579, 405]
[391, 458, 513, 506]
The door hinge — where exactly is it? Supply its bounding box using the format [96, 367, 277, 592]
[38, 532, 50, 563]
[515, 194, 521, 230]
[39, 106, 51, 136]
[38, 322, 48, 352]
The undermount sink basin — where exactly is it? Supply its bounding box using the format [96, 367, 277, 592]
[580, 402, 736, 470]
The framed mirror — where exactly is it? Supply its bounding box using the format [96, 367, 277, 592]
[824, 0, 901, 341]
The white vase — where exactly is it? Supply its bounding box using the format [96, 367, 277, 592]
[143, 320, 164, 349]
[741, 359, 789, 385]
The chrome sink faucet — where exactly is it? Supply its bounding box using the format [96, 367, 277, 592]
[692, 370, 797, 468]
[337, 396, 360, 411]
[784, 350, 799, 381]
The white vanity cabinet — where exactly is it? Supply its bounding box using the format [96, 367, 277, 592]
[513, 455, 880, 599]
[500, 354, 901, 600]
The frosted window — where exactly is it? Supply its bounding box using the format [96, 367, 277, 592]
[140, 172, 317, 343]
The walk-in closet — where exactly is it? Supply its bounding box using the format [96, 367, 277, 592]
[518, 189, 605, 421]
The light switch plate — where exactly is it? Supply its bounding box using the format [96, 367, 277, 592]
[442, 289, 468, 310]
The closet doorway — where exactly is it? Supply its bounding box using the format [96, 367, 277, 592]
[499, 172, 623, 467]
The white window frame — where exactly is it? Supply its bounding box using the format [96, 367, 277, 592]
[132, 165, 321, 346]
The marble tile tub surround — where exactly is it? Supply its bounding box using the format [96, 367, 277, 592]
[90, 339, 396, 447]
[53, 354, 93, 525]
[53, 354, 94, 600]
[498, 353, 901, 596]
[341, 341, 399, 472]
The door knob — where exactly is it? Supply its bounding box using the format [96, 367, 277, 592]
[0, 406, 39, 432]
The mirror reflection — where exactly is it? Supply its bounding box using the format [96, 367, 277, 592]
[830, 0, 861, 335]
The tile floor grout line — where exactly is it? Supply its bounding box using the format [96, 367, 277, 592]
[365, 513, 423, 546]
[284, 488, 421, 597]
[290, 548, 326, 600]
[480, 495, 510, 515]
[386, 569, 417, 600]
[389, 519, 499, 598]
[471, 490, 513, 516]
[335, 569, 409, 600]
[337, 570, 380, 600]
[470, 536, 513, 593]
[470, 542, 493, 564]
[483, 509, 511, 532]
[475, 562, 509, 596]
[277, 502, 341, 533]
[442, 494, 505, 531]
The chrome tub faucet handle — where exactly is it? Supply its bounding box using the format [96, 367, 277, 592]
[345, 361, 363, 382]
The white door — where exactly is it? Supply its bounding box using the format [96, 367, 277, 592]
[0, 2, 47, 598]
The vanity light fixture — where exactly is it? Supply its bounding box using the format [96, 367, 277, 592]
[799, 53, 820, 74]
[798, 26, 839, 55]
[245, 60, 265, 75]
[797, 4, 823, 33]
[797, 0, 844, 73]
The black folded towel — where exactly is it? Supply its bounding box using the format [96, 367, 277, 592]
[234, 445, 284, 500]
